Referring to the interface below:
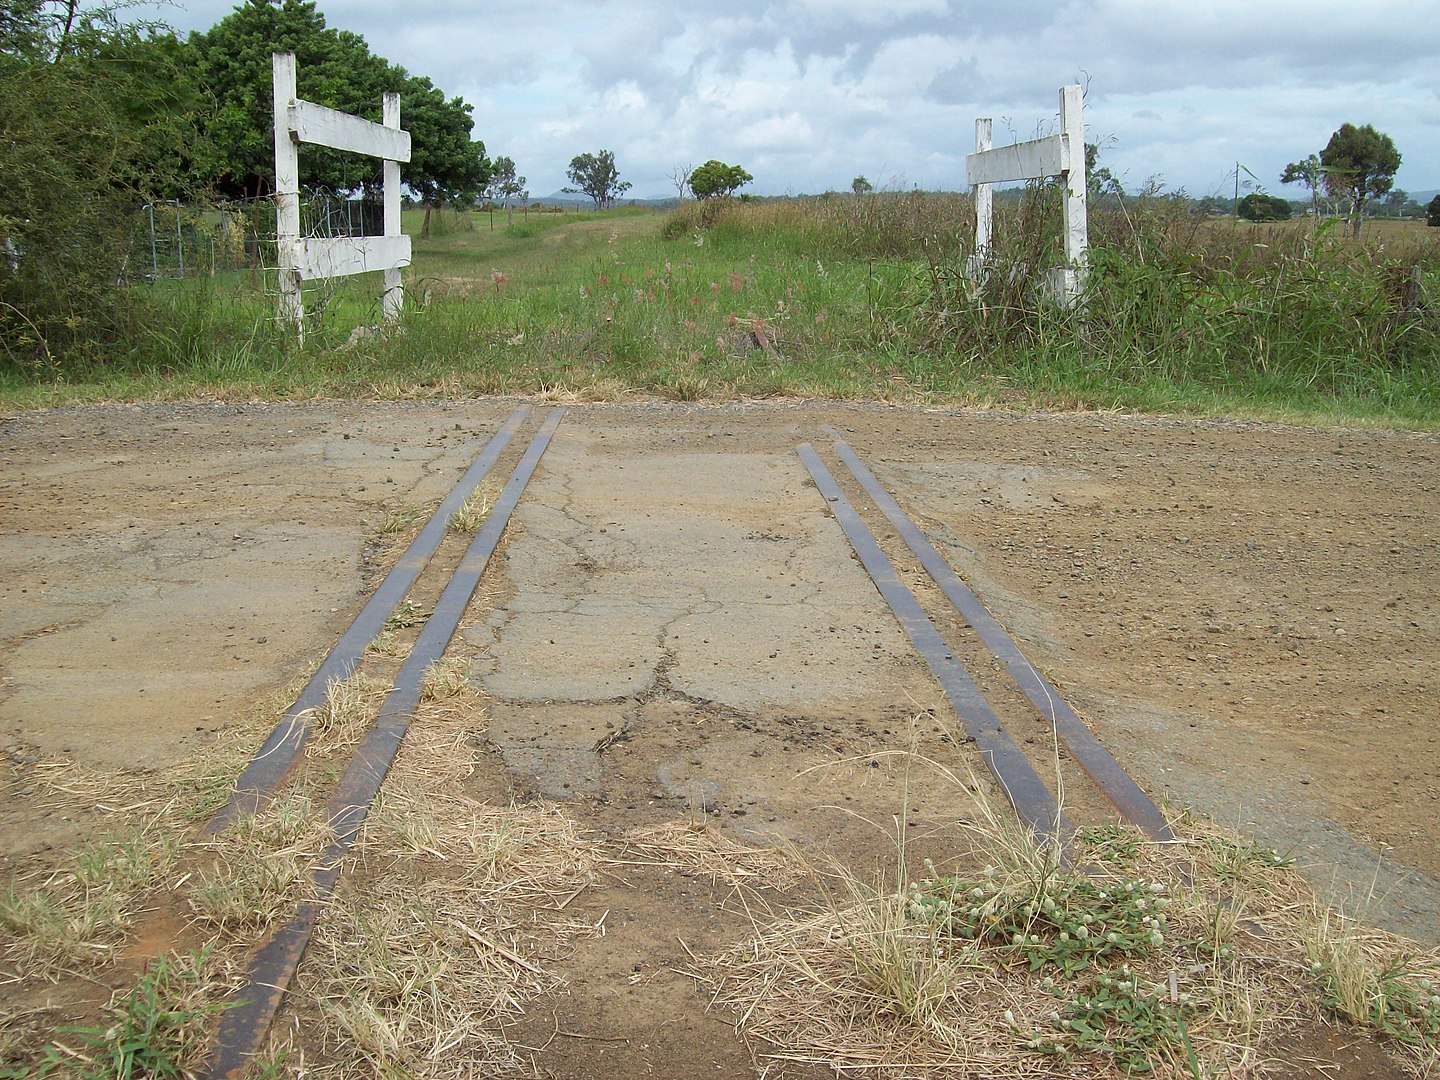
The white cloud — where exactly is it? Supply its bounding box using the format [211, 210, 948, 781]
[127, 0, 1440, 197]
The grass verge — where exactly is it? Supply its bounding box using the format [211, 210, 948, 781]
[4, 198, 1437, 427]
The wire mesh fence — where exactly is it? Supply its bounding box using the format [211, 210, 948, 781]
[124, 190, 385, 283]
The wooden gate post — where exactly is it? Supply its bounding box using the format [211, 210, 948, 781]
[381, 90, 403, 321]
[1058, 83, 1089, 305]
[966, 83, 1089, 308]
[272, 53, 304, 339]
[271, 52, 412, 341]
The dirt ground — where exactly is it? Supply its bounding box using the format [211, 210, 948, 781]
[2, 399, 1438, 1075]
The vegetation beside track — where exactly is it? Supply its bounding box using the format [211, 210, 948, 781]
[3, 195, 1438, 427]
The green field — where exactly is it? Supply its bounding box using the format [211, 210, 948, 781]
[4, 194, 1438, 427]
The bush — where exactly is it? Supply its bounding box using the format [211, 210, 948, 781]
[1237, 193, 1292, 222]
[0, 10, 204, 369]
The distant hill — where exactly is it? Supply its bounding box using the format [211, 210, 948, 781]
[529, 191, 679, 210]
[1409, 189, 1438, 206]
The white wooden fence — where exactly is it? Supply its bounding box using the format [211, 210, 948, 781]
[272, 52, 412, 341]
[966, 83, 1088, 307]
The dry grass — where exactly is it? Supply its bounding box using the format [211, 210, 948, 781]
[0, 829, 181, 973]
[364, 627, 411, 660]
[17, 949, 233, 1077]
[420, 656, 474, 703]
[380, 504, 429, 536]
[1303, 905, 1440, 1075]
[270, 683, 604, 1078]
[448, 482, 500, 535]
[691, 778, 1440, 1078]
[614, 820, 806, 892]
[304, 672, 388, 760]
[186, 792, 331, 935]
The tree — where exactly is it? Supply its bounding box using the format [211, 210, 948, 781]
[188, 0, 488, 208]
[851, 175, 873, 196]
[1319, 123, 1401, 237]
[563, 149, 630, 209]
[1085, 142, 1119, 198]
[689, 159, 752, 200]
[1280, 154, 1323, 218]
[1376, 189, 1414, 218]
[1427, 194, 1440, 228]
[1237, 192, 1292, 222]
[487, 155, 525, 206]
[399, 72, 491, 236]
[669, 163, 693, 201]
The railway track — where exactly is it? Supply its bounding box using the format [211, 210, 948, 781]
[190, 415, 1172, 1076]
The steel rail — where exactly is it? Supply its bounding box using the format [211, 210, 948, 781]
[204, 405, 531, 835]
[830, 439, 1174, 842]
[203, 408, 565, 1079]
[796, 443, 1068, 846]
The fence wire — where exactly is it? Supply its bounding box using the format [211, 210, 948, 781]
[126, 190, 384, 281]
[124, 190, 388, 332]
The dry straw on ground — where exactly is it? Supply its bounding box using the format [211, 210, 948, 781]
[269, 674, 605, 1079]
[691, 794, 1440, 1079]
[614, 819, 806, 893]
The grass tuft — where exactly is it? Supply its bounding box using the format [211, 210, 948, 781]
[0, 830, 180, 973]
[187, 793, 330, 934]
[447, 484, 498, 535]
[20, 950, 228, 1079]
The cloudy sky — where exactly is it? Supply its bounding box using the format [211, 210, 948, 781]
[135, 0, 1440, 201]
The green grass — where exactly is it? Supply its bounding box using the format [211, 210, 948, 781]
[3, 195, 1438, 427]
[11, 951, 226, 1079]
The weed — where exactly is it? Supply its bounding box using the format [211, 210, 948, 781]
[365, 628, 409, 659]
[698, 764, 1440, 1078]
[8, 198, 1435, 425]
[17, 951, 225, 1080]
[447, 486, 496, 534]
[382, 599, 429, 632]
[188, 793, 328, 934]
[0, 831, 179, 972]
[1306, 908, 1440, 1055]
[419, 657, 472, 702]
[379, 505, 427, 535]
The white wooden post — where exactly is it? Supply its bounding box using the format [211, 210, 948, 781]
[272, 53, 304, 338]
[967, 117, 993, 284]
[974, 117, 992, 257]
[1058, 83, 1088, 305]
[964, 83, 1089, 309]
[381, 90, 403, 321]
[271, 52, 412, 341]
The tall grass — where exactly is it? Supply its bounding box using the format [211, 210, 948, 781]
[916, 187, 1440, 404]
[3, 193, 1437, 424]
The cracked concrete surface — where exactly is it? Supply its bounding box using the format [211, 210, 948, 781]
[467, 428, 922, 800]
[3, 400, 1438, 948]
[0, 402, 517, 779]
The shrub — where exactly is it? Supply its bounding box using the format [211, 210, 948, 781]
[1237, 193, 1293, 222]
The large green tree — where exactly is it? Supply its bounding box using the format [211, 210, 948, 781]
[1, 3, 203, 362]
[1319, 123, 1401, 237]
[400, 72, 490, 235]
[563, 150, 630, 210]
[689, 159, 752, 200]
[188, 0, 488, 211]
